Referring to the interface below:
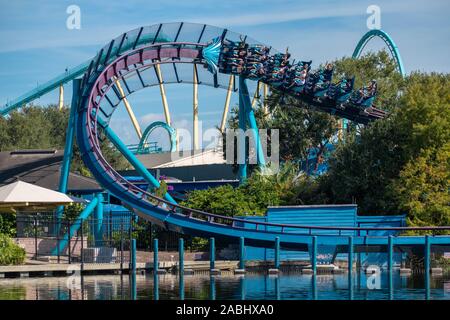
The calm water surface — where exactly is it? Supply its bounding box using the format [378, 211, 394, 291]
[0, 272, 449, 300]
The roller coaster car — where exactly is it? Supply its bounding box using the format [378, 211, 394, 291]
[328, 77, 355, 108]
[350, 80, 378, 113]
[289, 61, 312, 93]
[305, 65, 334, 97]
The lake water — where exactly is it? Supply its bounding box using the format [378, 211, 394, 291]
[0, 272, 449, 300]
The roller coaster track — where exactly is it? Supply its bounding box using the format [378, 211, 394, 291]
[73, 22, 449, 250]
[352, 29, 406, 77]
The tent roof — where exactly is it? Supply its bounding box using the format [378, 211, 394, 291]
[0, 180, 76, 205]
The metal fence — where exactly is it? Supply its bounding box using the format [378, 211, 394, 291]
[14, 211, 213, 267]
[15, 212, 133, 266]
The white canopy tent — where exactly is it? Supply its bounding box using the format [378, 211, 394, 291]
[0, 180, 85, 212]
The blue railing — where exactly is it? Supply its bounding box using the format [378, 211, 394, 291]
[127, 142, 162, 154]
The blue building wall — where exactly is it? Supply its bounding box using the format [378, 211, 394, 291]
[243, 205, 406, 267]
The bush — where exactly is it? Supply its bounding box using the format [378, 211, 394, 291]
[0, 234, 26, 265]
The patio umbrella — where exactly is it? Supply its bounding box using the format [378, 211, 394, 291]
[0, 180, 86, 212]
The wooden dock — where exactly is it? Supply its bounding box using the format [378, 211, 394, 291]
[0, 260, 239, 278]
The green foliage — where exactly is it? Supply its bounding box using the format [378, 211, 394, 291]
[391, 143, 450, 228]
[0, 234, 26, 265]
[181, 162, 309, 216]
[323, 72, 449, 219]
[0, 105, 129, 175]
[182, 184, 263, 216]
[63, 202, 84, 221]
[0, 213, 16, 237]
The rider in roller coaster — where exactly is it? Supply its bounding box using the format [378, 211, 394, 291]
[215, 38, 376, 111]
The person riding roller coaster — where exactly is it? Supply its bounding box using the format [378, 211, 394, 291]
[328, 76, 355, 108]
[350, 80, 378, 111]
[305, 63, 334, 96]
[286, 60, 312, 92]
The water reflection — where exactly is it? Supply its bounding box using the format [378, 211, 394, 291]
[0, 272, 449, 300]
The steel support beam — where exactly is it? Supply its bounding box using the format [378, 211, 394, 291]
[193, 64, 199, 150]
[52, 196, 99, 255]
[56, 79, 79, 230]
[94, 193, 104, 247]
[58, 85, 64, 111]
[115, 78, 143, 139]
[154, 64, 171, 125]
[220, 75, 234, 133]
[97, 117, 176, 204]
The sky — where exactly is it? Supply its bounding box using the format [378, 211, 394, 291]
[0, 0, 449, 148]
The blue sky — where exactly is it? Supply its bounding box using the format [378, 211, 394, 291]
[0, 0, 449, 148]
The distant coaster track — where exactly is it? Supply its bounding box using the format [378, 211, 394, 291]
[352, 29, 406, 77]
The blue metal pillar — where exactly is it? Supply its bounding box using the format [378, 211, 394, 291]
[130, 270, 137, 300]
[239, 237, 245, 270]
[240, 276, 246, 300]
[153, 238, 159, 300]
[209, 275, 216, 300]
[425, 235, 431, 300]
[56, 79, 81, 231]
[94, 193, 104, 247]
[131, 238, 136, 273]
[179, 272, 185, 300]
[311, 236, 317, 275]
[51, 196, 99, 255]
[97, 117, 176, 204]
[153, 238, 159, 273]
[239, 76, 266, 167]
[209, 237, 215, 270]
[275, 276, 281, 300]
[311, 273, 317, 300]
[274, 237, 280, 269]
[348, 236, 354, 300]
[388, 235, 394, 300]
[153, 272, 159, 301]
[238, 78, 247, 184]
[179, 238, 184, 274]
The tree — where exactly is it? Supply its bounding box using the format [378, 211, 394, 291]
[323, 72, 449, 217]
[391, 143, 450, 228]
[0, 105, 129, 175]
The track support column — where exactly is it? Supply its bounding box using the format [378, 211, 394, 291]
[131, 238, 136, 273]
[210, 237, 220, 275]
[155, 64, 171, 126]
[269, 237, 280, 274]
[235, 237, 246, 274]
[311, 236, 317, 275]
[220, 75, 234, 133]
[348, 236, 354, 300]
[58, 84, 64, 111]
[237, 76, 266, 184]
[56, 79, 80, 232]
[97, 117, 176, 204]
[178, 238, 184, 274]
[153, 238, 159, 274]
[388, 235, 394, 299]
[193, 64, 199, 150]
[94, 193, 104, 247]
[115, 77, 143, 139]
[425, 235, 431, 300]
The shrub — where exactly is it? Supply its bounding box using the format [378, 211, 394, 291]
[0, 233, 26, 265]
